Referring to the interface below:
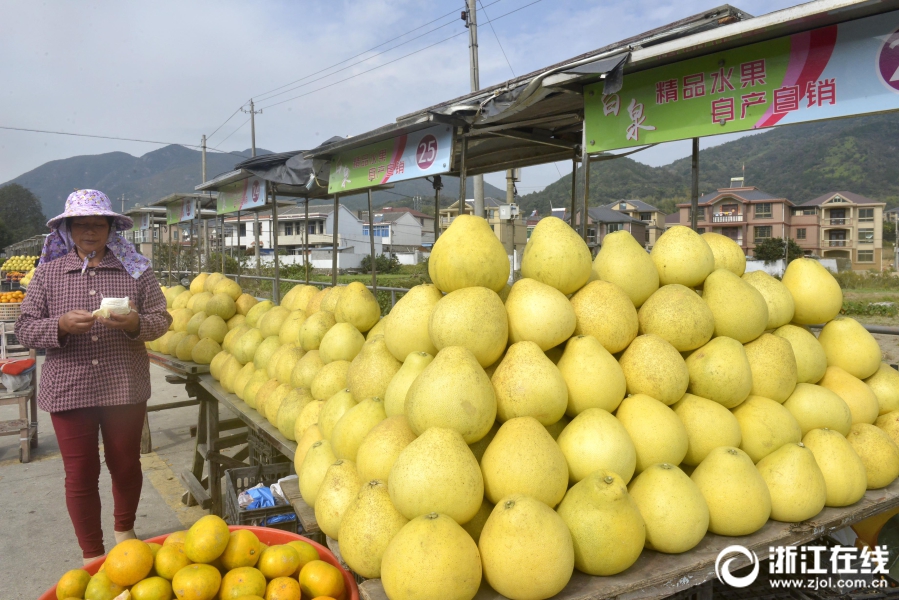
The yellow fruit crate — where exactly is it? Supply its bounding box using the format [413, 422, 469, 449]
[0, 303, 21, 322]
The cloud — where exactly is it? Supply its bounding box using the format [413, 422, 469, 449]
[1, 0, 799, 192]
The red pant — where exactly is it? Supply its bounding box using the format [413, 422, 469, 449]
[51, 402, 147, 558]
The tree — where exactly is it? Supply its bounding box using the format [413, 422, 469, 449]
[0, 184, 48, 245]
[361, 253, 401, 274]
[884, 220, 896, 243]
[754, 237, 803, 264]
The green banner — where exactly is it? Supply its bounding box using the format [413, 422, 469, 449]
[585, 11, 899, 152]
[216, 176, 267, 214]
[166, 197, 197, 225]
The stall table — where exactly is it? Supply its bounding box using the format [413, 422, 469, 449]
[280, 477, 322, 542]
[357, 478, 899, 600]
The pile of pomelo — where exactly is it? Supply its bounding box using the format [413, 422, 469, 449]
[54, 515, 345, 600]
[163, 216, 898, 600]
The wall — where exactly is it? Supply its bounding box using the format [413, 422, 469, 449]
[387, 213, 423, 247]
[745, 258, 838, 276]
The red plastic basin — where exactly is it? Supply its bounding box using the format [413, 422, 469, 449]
[38, 525, 359, 600]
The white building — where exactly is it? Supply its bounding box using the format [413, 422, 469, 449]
[363, 211, 423, 251]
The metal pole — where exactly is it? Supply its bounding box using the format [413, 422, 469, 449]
[250, 99, 257, 157]
[433, 175, 442, 242]
[368, 189, 377, 291]
[331, 195, 339, 287]
[459, 137, 468, 213]
[570, 153, 578, 225]
[581, 129, 590, 242]
[151, 218, 156, 277]
[254, 211, 261, 274]
[201, 135, 207, 183]
[304, 198, 310, 284]
[167, 225, 173, 284]
[235, 210, 241, 286]
[220, 215, 225, 273]
[466, 0, 484, 219]
[691, 137, 699, 231]
[271, 184, 281, 305]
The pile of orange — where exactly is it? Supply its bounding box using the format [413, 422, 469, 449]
[54, 516, 348, 600]
[0, 291, 24, 303]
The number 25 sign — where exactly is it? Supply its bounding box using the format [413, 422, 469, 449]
[329, 125, 453, 193]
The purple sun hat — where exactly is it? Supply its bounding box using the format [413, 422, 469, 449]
[47, 189, 133, 231]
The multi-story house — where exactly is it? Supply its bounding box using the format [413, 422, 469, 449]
[673, 187, 885, 270]
[378, 207, 436, 245]
[439, 198, 528, 253]
[676, 186, 794, 255]
[361, 210, 424, 252]
[884, 207, 899, 225]
[603, 200, 667, 249]
[569, 207, 648, 251]
[792, 192, 885, 270]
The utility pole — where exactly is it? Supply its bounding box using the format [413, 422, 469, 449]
[242, 100, 262, 157]
[201, 134, 207, 182]
[121, 194, 125, 212]
[464, 0, 485, 218]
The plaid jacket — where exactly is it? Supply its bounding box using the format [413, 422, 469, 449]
[15, 250, 171, 412]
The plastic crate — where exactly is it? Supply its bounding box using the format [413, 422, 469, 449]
[0, 303, 21, 321]
[248, 429, 292, 466]
[224, 463, 298, 533]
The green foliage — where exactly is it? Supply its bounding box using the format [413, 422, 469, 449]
[842, 300, 898, 317]
[0, 184, 48, 247]
[884, 221, 896, 243]
[360, 253, 401, 274]
[833, 271, 899, 290]
[753, 237, 803, 263]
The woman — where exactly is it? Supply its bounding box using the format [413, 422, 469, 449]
[16, 189, 171, 562]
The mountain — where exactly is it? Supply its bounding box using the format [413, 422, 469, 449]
[1, 145, 505, 220]
[518, 113, 899, 216]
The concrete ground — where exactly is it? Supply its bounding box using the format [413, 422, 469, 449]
[0, 361, 210, 599]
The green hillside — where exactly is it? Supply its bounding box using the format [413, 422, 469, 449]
[518, 113, 899, 216]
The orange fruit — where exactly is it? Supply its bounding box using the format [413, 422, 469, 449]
[164, 530, 188, 547]
[147, 542, 163, 558]
[171, 564, 222, 600]
[287, 540, 320, 576]
[84, 571, 125, 600]
[265, 577, 301, 600]
[220, 529, 262, 570]
[219, 566, 266, 599]
[155, 544, 192, 580]
[130, 576, 174, 600]
[55, 569, 91, 600]
[299, 560, 345, 600]
[257, 545, 300, 579]
[104, 539, 155, 586]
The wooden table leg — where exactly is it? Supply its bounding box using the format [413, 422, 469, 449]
[28, 385, 37, 449]
[181, 395, 208, 507]
[208, 396, 222, 516]
[18, 395, 29, 463]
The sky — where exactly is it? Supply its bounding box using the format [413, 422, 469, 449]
[0, 0, 801, 194]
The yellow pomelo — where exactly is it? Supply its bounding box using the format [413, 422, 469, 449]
[756, 442, 826, 522]
[346, 335, 402, 401]
[569, 280, 638, 354]
[617, 393, 688, 473]
[251, 335, 281, 373]
[305, 288, 329, 315]
[558, 470, 643, 576]
[685, 336, 752, 408]
[876, 410, 899, 447]
[521, 215, 592, 295]
[742, 270, 795, 328]
[331, 397, 387, 461]
[381, 513, 482, 600]
[388, 427, 483, 524]
[290, 349, 323, 389]
[203, 272, 224, 293]
[335, 281, 381, 332]
[744, 333, 798, 403]
[206, 292, 237, 320]
[627, 463, 708, 553]
[405, 346, 496, 443]
[190, 273, 209, 295]
[186, 311, 208, 336]
[315, 459, 363, 539]
[278, 309, 307, 346]
[294, 400, 324, 440]
[638, 284, 714, 351]
[339, 479, 409, 579]
[276, 388, 314, 440]
[702, 231, 746, 276]
[241, 369, 271, 409]
[294, 424, 324, 472]
[557, 407, 636, 484]
[235, 292, 258, 316]
[619, 334, 689, 405]
[319, 322, 364, 364]
[690, 446, 771, 536]
[318, 389, 357, 440]
[773, 324, 828, 383]
[783, 383, 853, 436]
[672, 393, 742, 466]
[556, 335, 626, 416]
[176, 334, 201, 362]
[227, 313, 245, 329]
[480, 417, 568, 507]
[233, 328, 264, 365]
[802, 427, 867, 507]
[213, 277, 242, 301]
[782, 258, 842, 325]
[384, 352, 433, 417]
[866, 363, 899, 415]
[299, 310, 336, 351]
[383, 284, 442, 360]
[198, 315, 229, 344]
[245, 300, 274, 327]
[847, 423, 899, 489]
[592, 229, 659, 307]
[429, 286, 507, 367]
[480, 494, 574, 599]
[171, 308, 194, 333]
[818, 317, 882, 380]
[356, 415, 418, 483]
[310, 360, 350, 400]
[702, 268, 768, 343]
[650, 225, 714, 287]
[429, 214, 509, 293]
[232, 362, 256, 400]
[299, 440, 337, 506]
[188, 291, 212, 313]
[505, 278, 576, 350]
[491, 341, 567, 425]
[321, 286, 344, 314]
[819, 365, 880, 425]
[731, 395, 802, 463]
[258, 306, 291, 339]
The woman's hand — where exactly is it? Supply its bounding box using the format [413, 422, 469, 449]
[58, 310, 96, 336]
[98, 301, 140, 334]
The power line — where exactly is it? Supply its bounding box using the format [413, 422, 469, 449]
[478, 0, 516, 78]
[212, 117, 251, 150]
[0, 125, 249, 159]
[206, 102, 248, 143]
[257, 0, 546, 112]
[253, 0, 505, 103]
